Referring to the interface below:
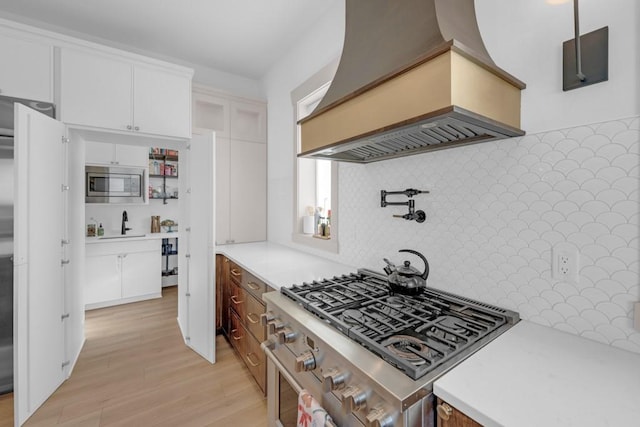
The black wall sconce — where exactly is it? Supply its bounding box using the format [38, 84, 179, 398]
[562, 0, 608, 91]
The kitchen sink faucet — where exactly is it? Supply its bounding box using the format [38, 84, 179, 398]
[121, 210, 132, 235]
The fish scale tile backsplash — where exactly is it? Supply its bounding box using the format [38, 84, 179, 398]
[337, 117, 640, 353]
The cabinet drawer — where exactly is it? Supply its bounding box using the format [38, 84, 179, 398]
[229, 310, 246, 356]
[229, 261, 243, 285]
[244, 332, 266, 393]
[86, 239, 159, 257]
[245, 292, 266, 341]
[229, 279, 246, 320]
[242, 271, 271, 301]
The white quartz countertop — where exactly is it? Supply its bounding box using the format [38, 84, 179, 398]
[85, 232, 179, 244]
[215, 241, 356, 290]
[433, 321, 640, 427]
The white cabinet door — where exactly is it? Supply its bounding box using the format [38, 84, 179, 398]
[84, 254, 121, 305]
[229, 100, 267, 143]
[229, 140, 267, 243]
[133, 65, 191, 138]
[13, 104, 66, 425]
[0, 32, 52, 101]
[192, 91, 230, 138]
[121, 251, 160, 298]
[214, 137, 230, 244]
[85, 141, 148, 167]
[60, 48, 133, 131]
[115, 144, 149, 167]
[179, 133, 215, 363]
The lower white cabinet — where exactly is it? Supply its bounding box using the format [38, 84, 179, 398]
[85, 239, 161, 309]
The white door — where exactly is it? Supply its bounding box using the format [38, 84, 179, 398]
[178, 133, 215, 363]
[14, 103, 66, 425]
[229, 140, 267, 243]
[214, 137, 230, 244]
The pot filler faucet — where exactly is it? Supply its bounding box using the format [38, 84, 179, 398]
[121, 210, 132, 235]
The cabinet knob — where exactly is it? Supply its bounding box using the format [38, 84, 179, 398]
[134, 126, 140, 131]
[61, 259, 70, 265]
[126, 125, 132, 130]
[436, 403, 453, 421]
[294, 351, 316, 372]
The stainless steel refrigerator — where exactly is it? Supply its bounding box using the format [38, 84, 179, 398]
[0, 95, 55, 395]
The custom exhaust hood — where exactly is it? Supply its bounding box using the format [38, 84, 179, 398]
[298, 0, 526, 163]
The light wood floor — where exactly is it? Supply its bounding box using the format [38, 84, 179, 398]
[2, 286, 266, 427]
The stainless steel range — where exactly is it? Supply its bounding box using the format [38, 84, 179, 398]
[261, 267, 519, 427]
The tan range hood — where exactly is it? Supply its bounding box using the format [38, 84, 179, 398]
[298, 0, 526, 163]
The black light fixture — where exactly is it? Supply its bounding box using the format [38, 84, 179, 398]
[562, 0, 608, 91]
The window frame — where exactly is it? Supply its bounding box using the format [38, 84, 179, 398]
[290, 59, 340, 253]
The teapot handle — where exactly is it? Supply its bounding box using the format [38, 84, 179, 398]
[399, 249, 429, 281]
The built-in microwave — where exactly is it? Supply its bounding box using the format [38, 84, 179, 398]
[85, 166, 146, 204]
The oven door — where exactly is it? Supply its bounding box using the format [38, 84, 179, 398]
[262, 342, 361, 427]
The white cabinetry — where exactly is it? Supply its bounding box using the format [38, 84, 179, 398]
[85, 239, 161, 309]
[60, 47, 192, 138]
[229, 100, 267, 143]
[192, 84, 267, 245]
[85, 141, 148, 167]
[0, 31, 52, 101]
[215, 138, 267, 244]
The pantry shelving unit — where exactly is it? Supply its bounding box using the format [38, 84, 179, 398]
[161, 237, 178, 287]
[149, 152, 179, 204]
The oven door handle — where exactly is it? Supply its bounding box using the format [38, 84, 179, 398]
[261, 339, 303, 394]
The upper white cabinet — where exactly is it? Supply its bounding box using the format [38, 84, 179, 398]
[229, 100, 267, 143]
[85, 141, 148, 167]
[192, 84, 266, 143]
[0, 31, 52, 102]
[60, 47, 192, 139]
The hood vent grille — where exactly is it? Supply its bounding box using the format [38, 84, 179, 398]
[298, 0, 525, 163]
[308, 107, 522, 163]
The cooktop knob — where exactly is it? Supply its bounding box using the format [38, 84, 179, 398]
[267, 320, 285, 335]
[322, 368, 347, 393]
[295, 351, 316, 372]
[365, 407, 394, 427]
[260, 312, 275, 326]
[277, 328, 297, 344]
[341, 386, 367, 412]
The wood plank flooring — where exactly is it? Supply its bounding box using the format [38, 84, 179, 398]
[4, 286, 266, 427]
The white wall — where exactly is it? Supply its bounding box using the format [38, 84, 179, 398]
[263, 0, 640, 352]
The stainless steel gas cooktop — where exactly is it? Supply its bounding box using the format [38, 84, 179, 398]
[281, 269, 519, 381]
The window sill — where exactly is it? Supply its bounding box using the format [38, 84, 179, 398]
[291, 233, 339, 254]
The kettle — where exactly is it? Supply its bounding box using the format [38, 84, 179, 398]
[383, 249, 430, 295]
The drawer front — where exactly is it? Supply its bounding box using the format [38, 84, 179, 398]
[229, 279, 246, 320]
[242, 271, 271, 301]
[245, 291, 266, 341]
[244, 332, 266, 394]
[229, 261, 243, 285]
[229, 310, 246, 356]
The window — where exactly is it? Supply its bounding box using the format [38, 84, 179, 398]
[291, 66, 339, 253]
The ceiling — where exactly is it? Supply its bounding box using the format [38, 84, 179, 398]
[0, 0, 340, 79]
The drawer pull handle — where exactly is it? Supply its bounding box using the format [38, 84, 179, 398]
[231, 329, 243, 341]
[230, 269, 241, 277]
[247, 282, 260, 291]
[245, 352, 260, 367]
[231, 295, 243, 305]
[247, 313, 260, 324]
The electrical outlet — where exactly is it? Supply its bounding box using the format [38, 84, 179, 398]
[552, 243, 579, 283]
[634, 302, 640, 332]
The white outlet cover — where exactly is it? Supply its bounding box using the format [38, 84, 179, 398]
[552, 243, 580, 283]
[635, 302, 640, 332]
